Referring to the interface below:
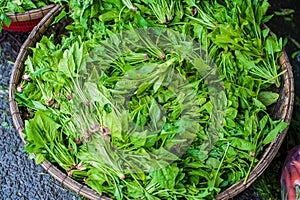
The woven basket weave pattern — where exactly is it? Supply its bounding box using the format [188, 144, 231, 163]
[3, 4, 56, 32]
[8, 5, 295, 200]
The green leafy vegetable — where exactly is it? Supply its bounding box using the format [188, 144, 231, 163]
[15, 0, 290, 199]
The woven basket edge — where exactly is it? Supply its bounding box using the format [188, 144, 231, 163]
[6, 4, 56, 22]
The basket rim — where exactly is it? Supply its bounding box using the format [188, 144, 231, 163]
[8, 5, 295, 200]
[5, 4, 56, 22]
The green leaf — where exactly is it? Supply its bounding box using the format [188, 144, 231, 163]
[225, 107, 237, 119]
[30, 68, 51, 77]
[150, 164, 179, 189]
[7, 2, 24, 12]
[24, 111, 61, 154]
[135, 12, 149, 27]
[22, 0, 37, 10]
[129, 130, 147, 148]
[230, 137, 255, 151]
[189, 168, 209, 180]
[253, 98, 267, 110]
[35, 153, 45, 164]
[73, 42, 85, 71]
[258, 91, 279, 106]
[51, 8, 68, 25]
[259, 115, 269, 130]
[32, 100, 48, 110]
[206, 157, 220, 169]
[99, 10, 119, 22]
[263, 122, 288, 145]
[126, 181, 144, 199]
[265, 35, 282, 54]
[1, 13, 11, 27]
[58, 50, 75, 78]
[114, 185, 123, 200]
[149, 98, 162, 129]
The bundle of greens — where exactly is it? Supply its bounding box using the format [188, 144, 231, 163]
[15, 0, 289, 199]
[0, 0, 65, 31]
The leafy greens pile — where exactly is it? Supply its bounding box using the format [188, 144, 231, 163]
[15, 0, 289, 199]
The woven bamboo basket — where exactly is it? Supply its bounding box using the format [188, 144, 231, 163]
[2, 4, 56, 32]
[9, 4, 294, 200]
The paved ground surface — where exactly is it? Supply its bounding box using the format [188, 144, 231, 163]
[0, 1, 299, 200]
